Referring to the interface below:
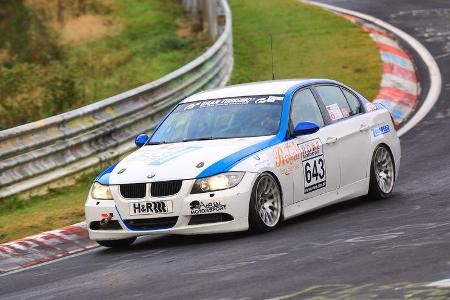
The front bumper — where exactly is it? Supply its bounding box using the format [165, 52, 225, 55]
[85, 173, 257, 241]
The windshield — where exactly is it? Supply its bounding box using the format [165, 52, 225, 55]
[149, 95, 284, 144]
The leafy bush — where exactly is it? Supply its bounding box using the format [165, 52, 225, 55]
[41, 61, 81, 116]
[0, 60, 43, 127]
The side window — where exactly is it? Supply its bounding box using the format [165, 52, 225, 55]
[291, 89, 324, 127]
[315, 85, 352, 122]
[342, 88, 362, 116]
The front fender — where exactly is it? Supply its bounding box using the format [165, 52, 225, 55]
[231, 145, 295, 207]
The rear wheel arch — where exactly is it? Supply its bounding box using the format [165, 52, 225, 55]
[371, 142, 396, 176]
[368, 143, 396, 199]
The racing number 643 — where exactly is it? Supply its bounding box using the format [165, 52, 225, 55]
[304, 157, 325, 183]
[303, 154, 326, 194]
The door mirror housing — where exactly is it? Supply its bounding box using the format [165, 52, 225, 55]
[293, 121, 320, 136]
[135, 134, 149, 147]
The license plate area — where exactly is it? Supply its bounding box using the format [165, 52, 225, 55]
[129, 201, 173, 216]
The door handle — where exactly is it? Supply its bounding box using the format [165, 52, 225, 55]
[326, 137, 338, 144]
[360, 123, 370, 132]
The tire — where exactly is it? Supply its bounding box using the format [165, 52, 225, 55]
[368, 145, 395, 199]
[96, 237, 136, 248]
[249, 173, 282, 232]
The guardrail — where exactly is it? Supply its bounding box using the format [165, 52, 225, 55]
[0, 0, 233, 199]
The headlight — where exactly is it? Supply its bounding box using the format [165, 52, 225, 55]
[91, 182, 113, 200]
[191, 172, 245, 194]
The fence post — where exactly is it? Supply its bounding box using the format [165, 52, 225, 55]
[182, 0, 218, 40]
[204, 0, 218, 40]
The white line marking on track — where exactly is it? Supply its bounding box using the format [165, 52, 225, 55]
[345, 232, 404, 243]
[301, 0, 442, 137]
[183, 252, 288, 275]
[425, 279, 450, 288]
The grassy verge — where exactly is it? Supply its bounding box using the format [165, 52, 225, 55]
[0, 0, 208, 129]
[0, 171, 97, 243]
[0, 0, 382, 243]
[229, 0, 381, 99]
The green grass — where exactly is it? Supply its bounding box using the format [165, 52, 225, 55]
[0, 0, 382, 243]
[66, 0, 209, 104]
[0, 0, 209, 129]
[228, 0, 381, 100]
[0, 171, 97, 243]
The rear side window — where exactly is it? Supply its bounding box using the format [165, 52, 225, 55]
[290, 89, 324, 127]
[342, 89, 362, 116]
[315, 85, 351, 122]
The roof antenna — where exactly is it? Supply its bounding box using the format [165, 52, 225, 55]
[270, 34, 275, 80]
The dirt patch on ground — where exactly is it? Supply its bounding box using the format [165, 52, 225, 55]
[0, 47, 10, 64]
[25, 0, 118, 45]
[176, 15, 203, 38]
[59, 14, 119, 45]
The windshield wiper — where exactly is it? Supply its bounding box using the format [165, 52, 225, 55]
[182, 136, 214, 142]
[146, 140, 167, 145]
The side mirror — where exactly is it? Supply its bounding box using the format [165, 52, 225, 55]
[293, 121, 320, 136]
[135, 134, 149, 148]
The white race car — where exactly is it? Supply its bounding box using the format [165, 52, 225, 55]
[85, 79, 401, 248]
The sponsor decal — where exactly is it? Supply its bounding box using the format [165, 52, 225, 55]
[255, 96, 284, 104]
[190, 200, 227, 215]
[341, 107, 350, 118]
[326, 104, 344, 121]
[273, 141, 301, 175]
[298, 139, 326, 194]
[372, 124, 390, 138]
[183, 96, 283, 111]
[129, 201, 173, 215]
[365, 102, 378, 112]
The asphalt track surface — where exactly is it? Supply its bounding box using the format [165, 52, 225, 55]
[1, 1, 450, 299]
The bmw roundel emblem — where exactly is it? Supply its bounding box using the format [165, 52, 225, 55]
[147, 173, 156, 179]
[117, 168, 126, 174]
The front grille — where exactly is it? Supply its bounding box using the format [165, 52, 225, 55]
[120, 183, 146, 198]
[151, 180, 182, 197]
[189, 213, 234, 225]
[123, 217, 178, 230]
[89, 220, 122, 230]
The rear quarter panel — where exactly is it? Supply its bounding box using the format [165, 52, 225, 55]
[366, 109, 401, 179]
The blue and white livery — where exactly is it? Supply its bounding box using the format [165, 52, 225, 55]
[85, 79, 401, 248]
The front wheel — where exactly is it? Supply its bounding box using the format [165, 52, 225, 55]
[368, 145, 395, 199]
[96, 237, 136, 248]
[249, 173, 282, 232]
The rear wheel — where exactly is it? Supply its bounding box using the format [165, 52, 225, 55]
[368, 145, 395, 199]
[249, 173, 282, 232]
[96, 237, 136, 248]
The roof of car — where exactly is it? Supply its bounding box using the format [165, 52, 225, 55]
[182, 79, 338, 103]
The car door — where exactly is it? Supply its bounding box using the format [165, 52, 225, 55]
[289, 88, 340, 203]
[313, 85, 371, 187]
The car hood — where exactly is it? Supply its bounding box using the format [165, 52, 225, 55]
[108, 136, 271, 184]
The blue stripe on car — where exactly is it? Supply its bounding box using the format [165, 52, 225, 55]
[196, 79, 338, 178]
[95, 162, 118, 185]
[115, 206, 174, 232]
